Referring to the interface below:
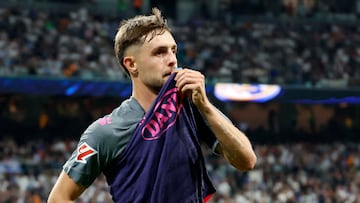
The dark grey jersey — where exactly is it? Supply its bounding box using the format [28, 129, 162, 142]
[63, 97, 145, 187]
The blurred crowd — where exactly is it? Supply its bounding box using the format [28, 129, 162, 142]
[1, 138, 360, 203]
[0, 4, 360, 87]
[1, 1, 360, 202]
[206, 142, 360, 203]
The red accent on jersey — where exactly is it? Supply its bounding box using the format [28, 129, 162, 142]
[204, 194, 213, 203]
[76, 143, 97, 163]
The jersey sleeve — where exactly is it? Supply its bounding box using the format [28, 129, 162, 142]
[63, 118, 114, 187]
[62, 99, 144, 188]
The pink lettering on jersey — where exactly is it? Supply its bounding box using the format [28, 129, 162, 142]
[99, 117, 112, 126]
[142, 88, 183, 140]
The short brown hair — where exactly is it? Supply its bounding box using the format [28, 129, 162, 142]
[114, 7, 171, 77]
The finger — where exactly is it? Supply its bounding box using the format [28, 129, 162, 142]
[180, 83, 201, 94]
[174, 68, 186, 80]
[174, 67, 195, 80]
[176, 69, 203, 83]
[176, 75, 202, 91]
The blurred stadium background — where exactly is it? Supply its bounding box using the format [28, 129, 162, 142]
[1, 0, 360, 202]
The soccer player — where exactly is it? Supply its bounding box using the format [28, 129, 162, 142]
[48, 7, 257, 203]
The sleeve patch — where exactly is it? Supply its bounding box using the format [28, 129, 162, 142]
[76, 143, 98, 164]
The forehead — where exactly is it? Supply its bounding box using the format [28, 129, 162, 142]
[141, 30, 177, 50]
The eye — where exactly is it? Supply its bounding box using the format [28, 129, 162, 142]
[155, 50, 165, 56]
[152, 47, 177, 56]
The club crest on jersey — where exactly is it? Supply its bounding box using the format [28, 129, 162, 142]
[142, 88, 183, 140]
[76, 143, 98, 163]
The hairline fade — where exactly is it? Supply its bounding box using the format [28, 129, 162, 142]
[114, 7, 171, 77]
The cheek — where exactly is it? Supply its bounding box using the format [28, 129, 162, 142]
[142, 61, 163, 75]
[139, 69, 157, 82]
[137, 57, 166, 79]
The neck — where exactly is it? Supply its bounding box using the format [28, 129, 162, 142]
[131, 81, 158, 112]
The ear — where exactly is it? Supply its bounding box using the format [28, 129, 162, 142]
[123, 56, 138, 75]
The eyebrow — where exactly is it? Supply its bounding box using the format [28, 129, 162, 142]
[151, 44, 177, 53]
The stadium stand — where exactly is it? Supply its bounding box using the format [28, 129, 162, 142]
[0, 4, 359, 87]
[1, 0, 360, 202]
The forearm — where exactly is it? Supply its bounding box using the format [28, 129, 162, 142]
[199, 102, 257, 171]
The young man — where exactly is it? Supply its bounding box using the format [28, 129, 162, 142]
[48, 8, 256, 203]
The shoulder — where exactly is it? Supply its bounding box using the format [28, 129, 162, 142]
[90, 97, 144, 136]
[87, 97, 144, 137]
[81, 97, 144, 157]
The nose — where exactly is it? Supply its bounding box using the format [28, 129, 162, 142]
[167, 51, 177, 68]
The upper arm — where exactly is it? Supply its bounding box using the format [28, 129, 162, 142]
[48, 170, 87, 203]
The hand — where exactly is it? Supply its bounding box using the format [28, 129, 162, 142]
[174, 68, 209, 110]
